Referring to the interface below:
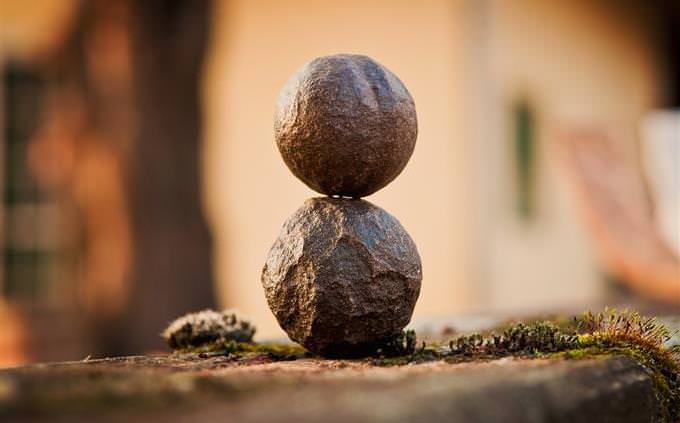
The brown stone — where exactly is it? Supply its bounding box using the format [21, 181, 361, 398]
[261, 197, 422, 357]
[275, 54, 417, 198]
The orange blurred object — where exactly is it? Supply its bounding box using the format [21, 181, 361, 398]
[560, 132, 680, 304]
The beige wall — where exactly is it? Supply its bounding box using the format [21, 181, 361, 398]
[467, 0, 663, 312]
[203, 0, 665, 339]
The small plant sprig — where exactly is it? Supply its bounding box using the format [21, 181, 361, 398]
[375, 329, 417, 356]
[575, 308, 676, 350]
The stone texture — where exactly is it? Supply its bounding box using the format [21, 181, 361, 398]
[0, 356, 658, 422]
[261, 197, 422, 356]
[275, 54, 417, 198]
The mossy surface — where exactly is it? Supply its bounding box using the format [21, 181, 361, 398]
[167, 309, 678, 421]
[173, 340, 309, 361]
[173, 329, 417, 361]
[2, 309, 675, 421]
[373, 309, 680, 423]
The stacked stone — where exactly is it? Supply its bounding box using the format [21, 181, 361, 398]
[262, 54, 422, 357]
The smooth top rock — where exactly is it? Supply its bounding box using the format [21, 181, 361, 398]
[275, 54, 417, 198]
[261, 197, 422, 357]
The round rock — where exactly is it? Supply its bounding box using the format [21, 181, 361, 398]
[261, 197, 422, 357]
[275, 54, 417, 198]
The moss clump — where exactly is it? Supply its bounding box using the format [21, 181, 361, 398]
[374, 329, 418, 357]
[162, 309, 256, 349]
[371, 341, 440, 366]
[448, 320, 577, 357]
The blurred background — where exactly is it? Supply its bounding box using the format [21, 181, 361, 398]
[0, 0, 677, 366]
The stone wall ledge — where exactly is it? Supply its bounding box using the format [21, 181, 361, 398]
[0, 354, 658, 422]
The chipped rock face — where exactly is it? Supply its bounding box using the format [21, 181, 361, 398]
[275, 54, 417, 198]
[162, 309, 256, 350]
[262, 197, 422, 357]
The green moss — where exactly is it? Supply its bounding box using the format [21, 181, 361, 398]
[372, 342, 439, 366]
[174, 340, 308, 361]
[374, 329, 418, 357]
[553, 344, 678, 422]
[178, 330, 417, 362]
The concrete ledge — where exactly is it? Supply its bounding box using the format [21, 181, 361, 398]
[0, 355, 658, 422]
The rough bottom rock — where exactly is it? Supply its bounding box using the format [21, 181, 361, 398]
[262, 197, 422, 357]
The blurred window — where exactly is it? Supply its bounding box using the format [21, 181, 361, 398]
[513, 99, 535, 221]
[1, 64, 68, 305]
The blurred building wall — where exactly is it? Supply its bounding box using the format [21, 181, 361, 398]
[467, 0, 665, 312]
[0, 0, 86, 365]
[203, 0, 667, 339]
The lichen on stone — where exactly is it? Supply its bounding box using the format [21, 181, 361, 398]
[162, 309, 255, 350]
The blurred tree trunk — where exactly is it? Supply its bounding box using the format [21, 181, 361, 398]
[123, 0, 216, 353]
[33, 0, 216, 355]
